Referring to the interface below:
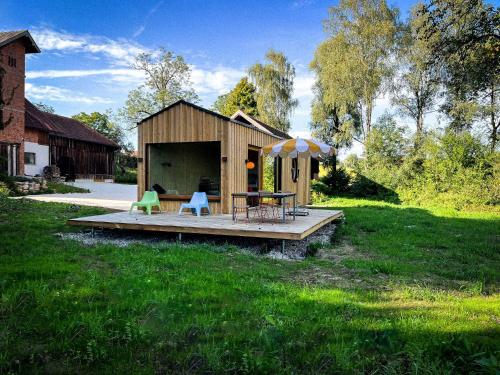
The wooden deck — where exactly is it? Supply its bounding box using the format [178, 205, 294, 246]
[67, 209, 343, 241]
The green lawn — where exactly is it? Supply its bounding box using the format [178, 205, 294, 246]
[0, 197, 499, 374]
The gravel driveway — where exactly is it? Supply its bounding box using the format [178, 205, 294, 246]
[26, 181, 137, 211]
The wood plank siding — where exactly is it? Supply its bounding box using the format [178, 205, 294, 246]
[138, 101, 311, 214]
[49, 136, 115, 178]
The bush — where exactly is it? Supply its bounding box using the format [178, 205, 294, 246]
[115, 169, 137, 184]
[0, 173, 18, 196]
[319, 128, 499, 210]
[305, 241, 323, 257]
[0, 181, 10, 197]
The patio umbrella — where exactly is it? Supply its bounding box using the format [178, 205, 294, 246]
[261, 137, 334, 159]
[260, 137, 335, 187]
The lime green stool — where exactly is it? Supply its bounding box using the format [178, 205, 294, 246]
[129, 191, 161, 215]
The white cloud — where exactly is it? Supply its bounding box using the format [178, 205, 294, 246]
[25, 83, 113, 104]
[190, 66, 245, 95]
[31, 27, 146, 66]
[27, 68, 144, 83]
[291, 0, 316, 9]
[133, 1, 164, 38]
[294, 73, 315, 99]
[289, 130, 312, 139]
[133, 25, 146, 38]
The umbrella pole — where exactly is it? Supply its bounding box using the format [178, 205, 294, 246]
[275, 157, 278, 192]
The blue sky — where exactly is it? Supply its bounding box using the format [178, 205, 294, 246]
[2, 0, 418, 152]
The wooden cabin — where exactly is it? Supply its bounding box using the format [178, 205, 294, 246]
[137, 100, 314, 214]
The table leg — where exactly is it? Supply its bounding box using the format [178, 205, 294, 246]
[293, 195, 296, 221]
[282, 197, 286, 223]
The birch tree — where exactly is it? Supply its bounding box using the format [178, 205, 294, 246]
[248, 50, 298, 132]
[313, 0, 398, 139]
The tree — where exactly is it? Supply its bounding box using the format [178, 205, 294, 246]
[72, 111, 135, 174]
[309, 80, 362, 171]
[365, 113, 408, 165]
[0, 62, 17, 130]
[390, 3, 440, 138]
[211, 77, 258, 117]
[417, 0, 499, 149]
[314, 0, 398, 139]
[33, 102, 56, 114]
[212, 93, 229, 115]
[120, 48, 199, 128]
[248, 49, 298, 132]
[72, 111, 131, 151]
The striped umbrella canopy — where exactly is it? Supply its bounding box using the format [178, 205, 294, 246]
[261, 137, 334, 159]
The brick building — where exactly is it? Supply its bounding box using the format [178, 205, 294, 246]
[0, 30, 118, 179]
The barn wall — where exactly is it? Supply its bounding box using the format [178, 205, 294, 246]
[49, 136, 115, 178]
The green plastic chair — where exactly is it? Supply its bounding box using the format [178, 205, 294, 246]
[129, 191, 161, 215]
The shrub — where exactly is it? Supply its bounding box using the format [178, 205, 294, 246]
[0, 173, 18, 196]
[305, 241, 323, 257]
[0, 181, 10, 197]
[115, 169, 137, 184]
[321, 128, 498, 209]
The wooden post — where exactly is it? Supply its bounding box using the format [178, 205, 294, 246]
[220, 121, 229, 214]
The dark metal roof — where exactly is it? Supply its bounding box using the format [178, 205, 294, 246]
[233, 113, 292, 139]
[25, 100, 119, 148]
[137, 99, 288, 139]
[0, 30, 40, 53]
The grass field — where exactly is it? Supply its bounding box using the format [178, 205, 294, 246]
[0, 196, 499, 373]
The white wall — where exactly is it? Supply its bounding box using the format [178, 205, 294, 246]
[24, 141, 49, 176]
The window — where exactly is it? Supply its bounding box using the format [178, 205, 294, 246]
[7, 56, 16, 68]
[24, 152, 36, 165]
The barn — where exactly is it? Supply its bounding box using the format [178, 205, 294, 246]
[24, 99, 119, 179]
[0, 29, 118, 179]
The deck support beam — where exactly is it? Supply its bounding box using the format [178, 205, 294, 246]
[67, 210, 344, 241]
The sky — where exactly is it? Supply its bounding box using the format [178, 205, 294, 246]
[2, 0, 419, 155]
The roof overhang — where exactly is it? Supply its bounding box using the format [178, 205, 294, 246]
[230, 110, 275, 136]
[0, 30, 41, 53]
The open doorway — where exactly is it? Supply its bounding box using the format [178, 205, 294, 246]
[262, 155, 282, 193]
[247, 148, 260, 192]
[273, 157, 282, 192]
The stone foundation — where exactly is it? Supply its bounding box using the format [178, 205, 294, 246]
[14, 177, 48, 194]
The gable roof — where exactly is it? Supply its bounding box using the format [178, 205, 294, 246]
[0, 30, 40, 53]
[138, 99, 232, 125]
[25, 100, 119, 148]
[137, 99, 290, 140]
[230, 110, 291, 139]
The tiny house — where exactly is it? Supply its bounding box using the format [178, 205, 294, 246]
[137, 100, 314, 214]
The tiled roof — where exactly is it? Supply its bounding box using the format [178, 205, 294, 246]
[25, 100, 119, 148]
[0, 30, 40, 53]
